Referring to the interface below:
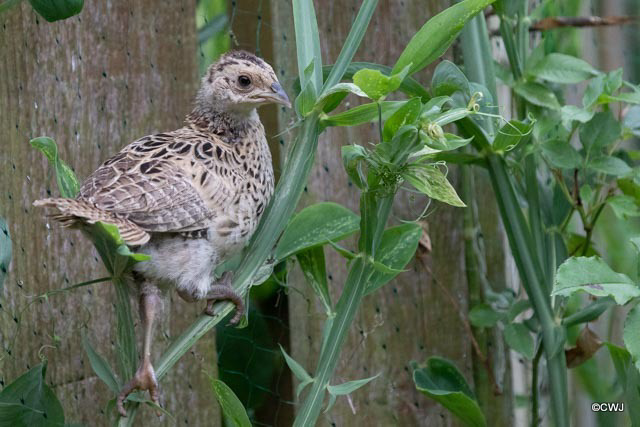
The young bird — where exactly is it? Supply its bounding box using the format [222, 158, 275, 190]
[34, 50, 290, 416]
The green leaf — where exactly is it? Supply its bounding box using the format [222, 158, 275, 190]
[0, 215, 11, 295]
[588, 156, 631, 177]
[353, 65, 411, 101]
[624, 105, 640, 137]
[606, 343, 640, 424]
[393, 0, 495, 76]
[82, 332, 120, 394]
[506, 300, 531, 321]
[413, 357, 486, 427]
[275, 202, 360, 261]
[211, 379, 251, 427]
[28, 0, 83, 22]
[503, 323, 535, 359]
[30, 136, 80, 198]
[540, 140, 582, 169]
[513, 81, 560, 110]
[560, 105, 594, 129]
[419, 132, 473, 152]
[583, 74, 605, 108]
[297, 246, 332, 314]
[383, 98, 422, 141]
[469, 304, 503, 328]
[341, 145, 367, 189]
[562, 297, 615, 327]
[315, 83, 367, 111]
[322, 101, 405, 127]
[579, 111, 621, 152]
[366, 223, 422, 293]
[431, 60, 470, 97]
[552, 256, 640, 305]
[279, 345, 313, 384]
[528, 53, 599, 84]
[325, 374, 380, 413]
[402, 164, 466, 207]
[292, 0, 322, 93]
[607, 195, 640, 219]
[296, 61, 318, 117]
[492, 120, 532, 153]
[623, 305, 640, 372]
[0, 363, 65, 427]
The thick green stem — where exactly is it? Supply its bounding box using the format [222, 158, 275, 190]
[486, 154, 568, 426]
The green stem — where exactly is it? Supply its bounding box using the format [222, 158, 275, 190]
[294, 195, 395, 426]
[531, 342, 544, 427]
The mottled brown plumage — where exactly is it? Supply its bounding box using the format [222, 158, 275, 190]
[34, 50, 290, 416]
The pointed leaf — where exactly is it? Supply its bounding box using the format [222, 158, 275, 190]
[540, 140, 582, 169]
[82, 332, 120, 393]
[403, 165, 466, 207]
[0, 363, 65, 427]
[353, 65, 411, 101]
[322, 101, 405, 127]
[279, 345, 313, 383]
[30, 136, 80, 198]
[393, 0, 495, 75]
[211, 379, 251, 427]
[366, 223, 422, 293]
[528, 53, 599, 84]
[275, 203, 360, 261]
[28, 0, 84, 22]
[514, 82, 560, 110]
[431, 60, 470, 97]
[297, 246, 332, 314]
[503, 323, 535, 359]
[383, 98, 422, 141]
[413, 357, 486, 427]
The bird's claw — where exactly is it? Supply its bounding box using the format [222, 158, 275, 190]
[116, 361, 160, 417]
[204, 273, 245, 325]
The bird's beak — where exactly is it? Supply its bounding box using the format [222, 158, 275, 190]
[262, 82, 291, 108]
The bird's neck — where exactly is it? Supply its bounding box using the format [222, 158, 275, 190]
[186, 105, 260, 142]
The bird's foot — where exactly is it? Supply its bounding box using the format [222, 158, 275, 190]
[204, 272, 245, 325]
[117, 360, 159, 417]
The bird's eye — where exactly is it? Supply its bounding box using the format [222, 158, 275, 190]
[237, 75, 252, 87]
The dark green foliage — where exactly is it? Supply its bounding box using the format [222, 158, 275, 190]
[28, 0, 83, 22]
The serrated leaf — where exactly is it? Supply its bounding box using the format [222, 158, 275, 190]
[0, 215, 11, 295]
[82, 332, 120, 393]
[413, 357, 486, 427]
[469, 304, 503, 328]
[211, 379, 251, 427]
[28, 0, 83, 22]
[402, 164, 466, 207]
[514, 81, 560, 110]
[528, 53, 599, 84]
[552, 256, 640, 305]
[503, 323, 535, 359]
[275, 203, 360, 261]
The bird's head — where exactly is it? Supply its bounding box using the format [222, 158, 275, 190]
[196, 50, 291, 115]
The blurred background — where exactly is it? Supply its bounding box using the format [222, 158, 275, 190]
[1, 0, 639, 425]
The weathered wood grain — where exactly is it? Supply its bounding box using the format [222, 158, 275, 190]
[0, 2, 219, 425]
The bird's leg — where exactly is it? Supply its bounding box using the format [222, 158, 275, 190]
[117, 289, 161, 417]
[204, 271, 245, 325]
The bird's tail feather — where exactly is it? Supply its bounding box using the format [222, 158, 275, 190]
[33, 198, 150, 245]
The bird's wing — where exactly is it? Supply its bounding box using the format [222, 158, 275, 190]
[79, 131, 228, 232]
